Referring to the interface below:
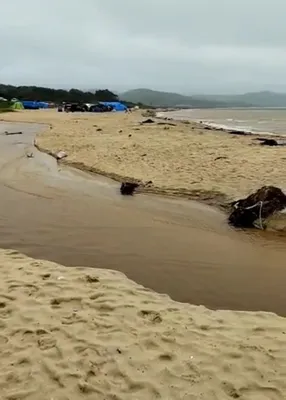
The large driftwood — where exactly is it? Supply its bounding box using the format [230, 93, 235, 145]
[229, 186, 286, 228]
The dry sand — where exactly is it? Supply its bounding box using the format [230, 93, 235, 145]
[0, 248, 286, 400]
[2, 109, 286, 205]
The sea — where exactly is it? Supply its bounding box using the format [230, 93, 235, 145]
[166, 108, 286, 136]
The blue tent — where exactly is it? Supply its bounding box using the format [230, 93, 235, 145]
[37, 101, 49, 109]
[99, 101, 127, 111]
[22, 101, 39, 109]
[22, 101, 49, 109]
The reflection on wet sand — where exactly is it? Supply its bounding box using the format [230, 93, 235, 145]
[1, 122, 286, 315]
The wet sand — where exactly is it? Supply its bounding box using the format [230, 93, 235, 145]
[1, 121, 286, 315]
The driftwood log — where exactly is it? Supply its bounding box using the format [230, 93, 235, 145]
[157, 122, 176, 126]
[228, 130, 251, 136]
[4, 131, 23, 135]
[228, 186, 286, 228]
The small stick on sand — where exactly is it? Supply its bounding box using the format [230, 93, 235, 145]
[4, 131, 23, 135]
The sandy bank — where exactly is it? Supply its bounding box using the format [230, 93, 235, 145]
[2, 109, 286, 206]
[0, 248, 285, 399]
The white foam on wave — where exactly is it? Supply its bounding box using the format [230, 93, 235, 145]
[158, 111, 286, 136]
[199, 120, 277, 136]
[155, 112, 165, 118]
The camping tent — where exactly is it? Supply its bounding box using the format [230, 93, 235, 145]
[37, 101, 49, 109]
[22, 101, 49, 109]
[11, 101, 24, 110]
[99, 101, 127, 111]
[22, 101, 40, 109]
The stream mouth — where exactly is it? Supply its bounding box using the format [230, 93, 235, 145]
[1, 122, 286, 315]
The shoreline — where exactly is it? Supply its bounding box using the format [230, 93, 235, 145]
[2, 114, 231, 209]
[198, 121, 277, 137]
[161, 108, 286, 138]
[34, 142, 229, 210]
[2, 110, 286, 210]
[195, 121, 281, 138]
[158, 111, 283, 138]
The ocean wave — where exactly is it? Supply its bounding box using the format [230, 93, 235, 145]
[199, 120, 278, 136]
[160, 111, 286, 136]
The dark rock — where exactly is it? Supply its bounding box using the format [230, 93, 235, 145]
[254, 138, 286, 146]
[256, 138, 278, 146]
[120, 182, 139, 195]
[229, 186, 286, 228]
[141, 118, 155, 124]
[255, 137, 286, 146]
[96, 128, 102, 132]
[128, 134, 132, 137]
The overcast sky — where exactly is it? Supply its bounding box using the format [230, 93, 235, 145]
[1, 0, 285, 94]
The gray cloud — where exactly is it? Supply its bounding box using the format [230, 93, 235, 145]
[1, 0, 286, 93]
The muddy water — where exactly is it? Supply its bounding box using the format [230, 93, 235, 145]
[1, 122, 286, 315]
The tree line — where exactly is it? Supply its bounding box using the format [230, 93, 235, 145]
[0, 84, 120, 104]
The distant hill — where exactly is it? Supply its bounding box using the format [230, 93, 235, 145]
[120, 88, 251, 108]
[194, 91, 286, 108]
[121, 88, 286, 109]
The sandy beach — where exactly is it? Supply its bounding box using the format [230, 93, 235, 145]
[0, 248, 285, 399]
[2, 109, 286, 206]
[1, 110, 286, 398]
